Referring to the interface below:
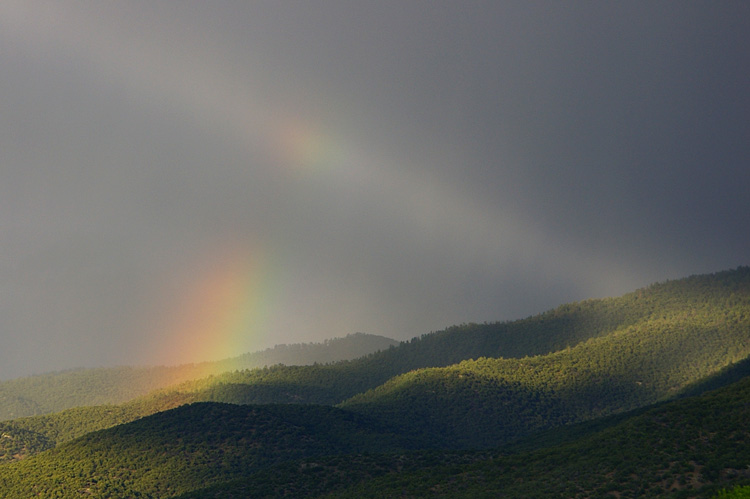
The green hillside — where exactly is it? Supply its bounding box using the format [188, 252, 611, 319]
[340, 301, 750, 447]
[175, 371, 750, 498]
[1, 267, 748, 497]
[114, 266, 750, 412]
[0, 332, 398, 420]
[0, 403, 425, 498]
[0, 366, 203, 421]
[333, 371, 750, 497]
[0, 277, 660, 442]
[219, 332, 399, 369]
[0, 391, 199, 464]
[715, 486, 750, 499]
[2, 267, 749, 465]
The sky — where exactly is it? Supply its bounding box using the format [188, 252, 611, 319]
[1, 1, 748, 379]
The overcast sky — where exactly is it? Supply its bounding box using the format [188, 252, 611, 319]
[1, 1, 748, 379]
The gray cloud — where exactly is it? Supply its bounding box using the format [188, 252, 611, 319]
[1, 1, 748, 378]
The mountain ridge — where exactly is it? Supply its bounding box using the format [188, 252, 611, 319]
[0, 332, 398, 420]
[1, 267, 748, 496]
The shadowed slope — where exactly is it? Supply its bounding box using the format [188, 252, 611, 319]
[0, 402, 426, 498]
[0, 333, 398, 420]
[177, 372, 750, 498]
[340, 306, 750, 448]
[333, 373, 750, 498]
[129, 267, 750, 411]
[1, 267, 748, 465]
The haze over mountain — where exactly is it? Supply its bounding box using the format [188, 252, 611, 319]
[1, 2, 749, 379]
[0, 268, 749, 497]
[0, 332, 397, 420]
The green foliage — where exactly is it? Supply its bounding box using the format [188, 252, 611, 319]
[0, 424, 54, 463]
[1, 267, 750, 497]
[0, 333, 398, 420]
[0, 391, 201, 460]
[175, 450, 492, 499]
[358, 373, 750, 497]
[222, 332, 399, 369]
[173, 372, 750, 498]
[6, 267, 746, 424]
[715, 486, 750, 498]
[677, 356, 750, 400]
[0, 366, 191, 420]
[2, 266, 749, 463]
[339, 269, 750, 447]
[0, 403, 425, 498]
[151, 266, 750, 416]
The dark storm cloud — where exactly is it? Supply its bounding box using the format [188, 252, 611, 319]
[1, 1, 748, 378]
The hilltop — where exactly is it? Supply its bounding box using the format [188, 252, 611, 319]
[1, 267, 749, 497]
[176, 363, 750, 498]
[0, 332, 398, 420]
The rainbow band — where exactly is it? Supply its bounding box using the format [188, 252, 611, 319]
[149, 242, 277, 369]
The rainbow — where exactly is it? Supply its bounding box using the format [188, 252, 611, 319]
[267, 116, 347, 175]
[147, 240, 279, 370]
[143, 118, 353, 371]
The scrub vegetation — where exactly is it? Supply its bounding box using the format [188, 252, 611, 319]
[0, 332, 398, 420]
[1, 267, 749, 497]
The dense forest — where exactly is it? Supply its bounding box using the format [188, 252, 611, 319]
[176, 368, 750, 498]
[0, 332, 397, 420]
[0, 267, 748, 497]
[0, 403, 428, 497]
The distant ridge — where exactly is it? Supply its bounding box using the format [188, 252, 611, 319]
[5, 267, 748, 449]
[213, 332, 400, 371]
[1, 267, 749, 496]
[0, 332, 399, 420]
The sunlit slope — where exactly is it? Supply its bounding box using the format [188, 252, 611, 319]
[367, 266, 750, 368]
[0, 390, 199, 463]
[340, 270, 750, 447]
[0, 366, 204, 421]
[0, 403, 425, 499]
[2, 267, 748, 463]
[715, 486, 750, 499]
[175, 371, 750, 498]
[109, 267, 750, 410]
[334, 372, 750, 498]
[0, 332, 397, 420]
[4, 267, 744, 422]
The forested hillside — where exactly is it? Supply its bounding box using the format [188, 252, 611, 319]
[5, 268, 745, 423]
[2, 268, 749, 458]
[219, 332, 399, 370]
[109, 267, 750, 412]
[176, 371, 750, 498]
[0, 392, 198, 464]
[332, 371, 750, 498]
[340, 286, 750, 447]
[0, 332, 397, 420]
[0, 267, 748, 497]
[8, 358, 746, 498]
[0, 366, 204, 421]
[0, 403, 425, 498]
